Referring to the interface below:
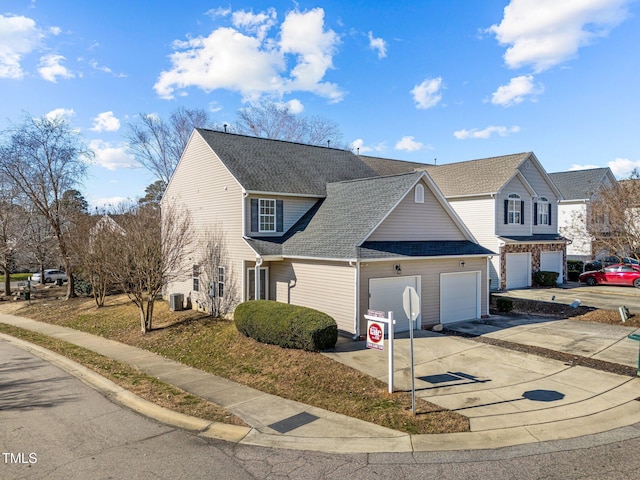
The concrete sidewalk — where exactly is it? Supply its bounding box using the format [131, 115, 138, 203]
[1, 311, 640, 454]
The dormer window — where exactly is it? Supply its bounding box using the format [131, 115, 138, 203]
[259, 199, 276, 232]
[250, 198, 284, 234]
[414, 184, 424, 203]
[535, 197, 551, 225]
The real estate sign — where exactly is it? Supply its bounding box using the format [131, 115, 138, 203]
[366, 320, 384, 350]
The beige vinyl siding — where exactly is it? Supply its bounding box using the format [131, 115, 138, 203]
[520, 163, 559, 235]
[163, 131, 255, 305]
[270, 260, 355, 333]
[496, 176, 533, 237]
[245, 194, 318, 237]
[368, 180, 466, 241]
[359, 257, 488, 333]
[447, 196, 498, 249]
[446, 196, 500, 289]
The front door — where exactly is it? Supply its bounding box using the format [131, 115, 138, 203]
[247, 267, 268, 300]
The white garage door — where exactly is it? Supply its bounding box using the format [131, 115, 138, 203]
[506, 253, 531, 289]
[440, 272, 481, 324]
[369, 276, 421, 332]
[540, 251, 563, 284]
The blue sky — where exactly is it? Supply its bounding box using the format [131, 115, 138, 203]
[2, 0, 639, 209]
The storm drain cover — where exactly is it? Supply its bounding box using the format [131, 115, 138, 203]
[268, 412, 319, 434]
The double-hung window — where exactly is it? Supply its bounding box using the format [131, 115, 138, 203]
[507, 193, 521, 224]
[259, 199, 276, 233]
[217, 266, 225, 297]
[537, 197, 550, 225]
[192, 264, 200, 292]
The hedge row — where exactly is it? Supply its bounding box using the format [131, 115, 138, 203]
[234, 300, 338, 352]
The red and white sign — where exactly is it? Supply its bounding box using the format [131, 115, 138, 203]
[366, 321, 384, 350]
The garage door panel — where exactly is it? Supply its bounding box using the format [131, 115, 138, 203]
[440, 272, 480, 324]
[369, 276, 421, 332]
[540, 251, 563, 284]
[506, 253, 530, 289]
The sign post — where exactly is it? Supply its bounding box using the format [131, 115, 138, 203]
[403, 286, 420, 415]
[364, 310, 395, 393]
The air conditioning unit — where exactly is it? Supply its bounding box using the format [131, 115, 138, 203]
[169, 293, 184, 311]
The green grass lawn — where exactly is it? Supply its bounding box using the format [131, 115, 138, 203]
[0, 272, 32, 282]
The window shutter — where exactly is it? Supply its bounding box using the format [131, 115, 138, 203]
[251, 199, 258, 232]
[520, 201, 525, 224]
[548, 203, 552, 225]
[533, 202, 538, 225]
[276, 199, 284, 232]
[504, 199, 509, 224]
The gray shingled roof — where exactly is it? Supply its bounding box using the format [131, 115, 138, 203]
[548, 168, 612, 200]
[282, 172, 425, 259]
[419, 153, 532, 197]
[358, 241, 494, 259]
[360, 152, 533, 197]
[246, 171, 490, 260]
[197, 129, 377, 195]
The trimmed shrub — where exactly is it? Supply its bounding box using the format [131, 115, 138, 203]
[567, 260, 584, 282]
[235, 300, 338, 352]
[496, 297, 513, 313]
[533, 270, 559, 287]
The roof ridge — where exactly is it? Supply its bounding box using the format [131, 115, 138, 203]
[196, 127, 348, 151]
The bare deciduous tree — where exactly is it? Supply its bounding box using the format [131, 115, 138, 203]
[0, 113, 92, 299]
[70, 214, 122, 307]
[22, 209, 58, 284]
[109, 202, 193, 334]
[233, 100, 343, 147]
[126, 107, 213, 184]
[0, 177, 25, 295]
[193, 225, 238, 317]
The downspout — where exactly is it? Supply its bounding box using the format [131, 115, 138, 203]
[349, 260, 360, 340]
[255, 256, 263, 300]
[242, 190, 249, 302]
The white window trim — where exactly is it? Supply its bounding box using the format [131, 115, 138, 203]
[537, 197, 549, 225]
[508, 193, 521, 224]
[192, 264, 200, 292]
[414, 184, 425, 203]
[258, 198, 276, 233]
[246, 267, 269, 300]
[217, 266, 225, 297]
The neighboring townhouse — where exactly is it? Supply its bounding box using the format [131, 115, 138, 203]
[163, 129, 493, 336]
[360, 152, 567, 290]
[549, 167, 617, 262]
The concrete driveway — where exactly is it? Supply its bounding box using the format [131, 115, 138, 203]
[325, 314, 640, 441]
[496, 282, 640, 313]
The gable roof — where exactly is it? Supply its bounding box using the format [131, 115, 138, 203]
[549, 168, 616, 201]
[196, 129, 377, 196]
[360, 152, 540, 197]
[245, 171, 492, 260]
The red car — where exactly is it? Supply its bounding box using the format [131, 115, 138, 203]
[579, 263, 640, 288]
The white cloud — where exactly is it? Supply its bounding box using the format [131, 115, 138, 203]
[45, 108, 75, 120]
[350, 138, 386, 154]
[38, 53, 74, 82]
[411, 77, 443, 109]
[285, 99, 304, 114]
[368, 31, 387, 59]
[488, 0, 631, 72]
[91, 111, 121, 132]
[607, 158, 640, 178]
[0, 14, 45, 79]
[154, 7, 343, 103]
[89, 196, 132, 212]
[89, 139, 139, 170]
[491, 75, 543, 106]
[569, 163, 601, 171]
[395, 136, 425, 152]
[454, 125, 521, 140]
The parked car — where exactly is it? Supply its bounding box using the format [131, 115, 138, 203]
[579, 263, 640, 288]
[584, 256, 639, 272]
[30, 269, 68, 284]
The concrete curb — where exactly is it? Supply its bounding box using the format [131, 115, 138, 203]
[0, 333, 253, 444]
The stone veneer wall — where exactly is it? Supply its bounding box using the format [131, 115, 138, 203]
[499, 242, 566, 290]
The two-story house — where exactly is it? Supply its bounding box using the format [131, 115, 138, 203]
[360, 152, 567, 290]
[548, 168, 617, 263]
[163, 129, 494, 336]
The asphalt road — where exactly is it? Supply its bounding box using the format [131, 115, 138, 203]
[2, 339, 640, 479]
